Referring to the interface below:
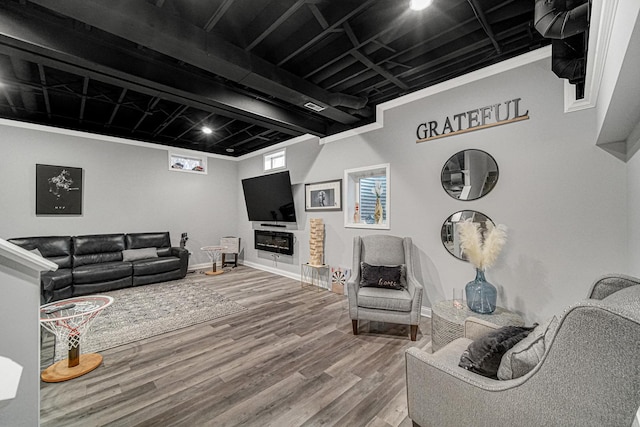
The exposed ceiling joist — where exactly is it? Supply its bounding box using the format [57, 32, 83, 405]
[467, 0, 502, 54]
[0, 6, 327, 137]
[28, 0, 365, 125]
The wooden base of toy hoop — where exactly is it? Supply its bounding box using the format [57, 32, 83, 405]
[41, 353, 103, 383]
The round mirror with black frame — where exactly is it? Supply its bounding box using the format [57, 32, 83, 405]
[441, 149, 498, 201]
[441, 210, 494, 261]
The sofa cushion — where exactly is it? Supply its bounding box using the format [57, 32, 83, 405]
[360, 262, 404, 290]
[73, 234, 126, 266]
[126, 232, 172, 257]
[122, 248, 158, 262]
[30, 248, 43, 257]
[132, 257, 181, 276]
[8, 236, 73, 268]
[358, 287, 412, 312]
[498, 316, 559, 380]
[73, 261, 132, 284]
[459, 325, 534, 378]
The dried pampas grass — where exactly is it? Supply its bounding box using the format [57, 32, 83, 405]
[458, 219, 507, 270]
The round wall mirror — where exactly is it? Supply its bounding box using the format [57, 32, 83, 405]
[441, 149, 498, 200]
[441, 210, 494, 261]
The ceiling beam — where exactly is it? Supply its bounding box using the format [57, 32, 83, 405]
[79, 76, 89, 123]
[106, 88, 127, 128]
[27, 0, 363, 124]
[172, 112, 215, 141]
[277, 0, 377, 66]
[132, 96, 160, 132]
[0, 5, 328, 137]
[153, 104, 189, 137]
[307, 3, 329, 29]
[326, 0, 522, 94]
[245, 0, 307, 52]
[351, 51, 409, 91]
[467, 0, 501, 54]
[0, 86, 19, 115]
[37, 64, 52, 119]
[203, 0, 235, 32]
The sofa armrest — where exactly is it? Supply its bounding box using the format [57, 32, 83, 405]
[463, 317, 499, 340]
[170, 247, 189, 277]
[588, 274, 640, 300]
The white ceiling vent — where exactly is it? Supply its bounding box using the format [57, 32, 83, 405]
[304, 102, 326, 112]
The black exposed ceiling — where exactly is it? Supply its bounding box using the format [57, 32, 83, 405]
[0, 0, 550, 157]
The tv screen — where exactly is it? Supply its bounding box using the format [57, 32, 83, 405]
[241, 171, 297, 223]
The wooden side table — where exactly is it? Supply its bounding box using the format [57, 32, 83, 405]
[431, 300, 524, 352]
[301, 263, 330, 291]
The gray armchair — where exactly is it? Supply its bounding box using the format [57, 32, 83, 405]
[347, 235, 424, 341]
[405, 274, 640, 427]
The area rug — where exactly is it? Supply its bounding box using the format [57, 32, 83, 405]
[53, 278, 246, 361]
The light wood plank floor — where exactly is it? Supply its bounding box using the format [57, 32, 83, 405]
[40, 266, 432, 426]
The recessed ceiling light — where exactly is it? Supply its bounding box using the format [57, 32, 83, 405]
[410, 0, 432, 11]
[226, 148, 235, 153]
[201, 126, 213, 134]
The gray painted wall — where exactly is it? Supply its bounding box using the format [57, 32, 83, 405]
[0, 125, 239, 266]
[238, 57, 628, 323]
[629, 149, 640, 277]
[0, 257, 41, 427]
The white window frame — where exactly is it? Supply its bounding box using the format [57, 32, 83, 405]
[168, 152, 208, 174]
[263, 149, 286, 172]
[344, 163, 390, 229]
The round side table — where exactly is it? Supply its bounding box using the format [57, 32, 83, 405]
[431, 300, 524, 352]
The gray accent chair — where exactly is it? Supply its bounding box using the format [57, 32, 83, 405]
[405, 274, 640, 427]
[347, 235, 424, 341]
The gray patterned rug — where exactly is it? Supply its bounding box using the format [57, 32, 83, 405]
[52, 277, 246, 361]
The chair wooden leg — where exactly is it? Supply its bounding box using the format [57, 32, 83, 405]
[352, 319, 358, 335]
[410, 324, 418, 341]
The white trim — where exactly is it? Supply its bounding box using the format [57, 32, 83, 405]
[0, 118, 230, 161]
[242, 260, 301, 282]
[564, 0, 618, 112]
[321, 46, 552, 144]
[237, 134, 319, 161]
[187, 262, 212, 271]
[0, 238, 58, 272]
[421, 306, 432, 318]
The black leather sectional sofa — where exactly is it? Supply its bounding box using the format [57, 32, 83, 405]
[9, 232, 189, 303]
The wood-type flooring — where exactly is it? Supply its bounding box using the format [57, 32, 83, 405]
[40, 265, 432, 426]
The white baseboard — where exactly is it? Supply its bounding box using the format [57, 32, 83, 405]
[421, 307, 432, 318]
[239, 260, 301, 282]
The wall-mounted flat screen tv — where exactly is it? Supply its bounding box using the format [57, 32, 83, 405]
[241, 171, 297, 223]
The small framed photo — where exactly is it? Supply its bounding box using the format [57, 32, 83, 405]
[305, 179, 342, 211]
[36, 164, 83, 215]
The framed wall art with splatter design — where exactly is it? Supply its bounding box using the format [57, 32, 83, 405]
[36, 164, 83, 215]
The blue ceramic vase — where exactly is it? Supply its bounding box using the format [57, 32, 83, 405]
[465, 269, 497, 314]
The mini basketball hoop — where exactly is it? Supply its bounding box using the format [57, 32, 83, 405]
[201, 245, 227, 275]
[39, 295, 113, 382]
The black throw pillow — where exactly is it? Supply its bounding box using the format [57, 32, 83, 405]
[458, 325, 535, 379]
[360, 262, 403, 290]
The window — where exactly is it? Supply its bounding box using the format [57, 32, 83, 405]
[344, 164, 390, 229]
[264, 149, 286, 172]
[168, 152, 207, 174]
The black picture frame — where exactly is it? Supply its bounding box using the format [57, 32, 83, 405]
[36, 164, 83, 215]
[305, 179, 342, 212]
